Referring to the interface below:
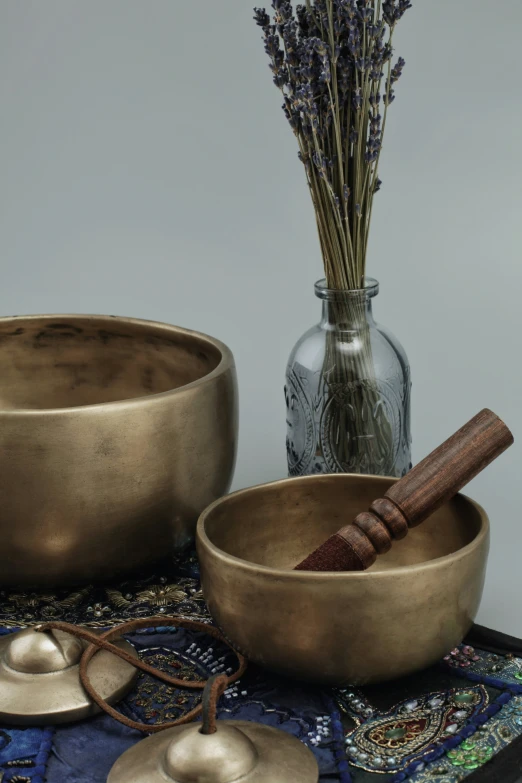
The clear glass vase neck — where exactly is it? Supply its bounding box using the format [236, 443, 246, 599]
[315, 278, 378, 331]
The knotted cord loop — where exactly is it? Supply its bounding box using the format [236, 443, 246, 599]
[36, 616, 247, 734]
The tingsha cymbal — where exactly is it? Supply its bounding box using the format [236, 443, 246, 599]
[108, 719, 319, 783]
[0, 626, 138, 725]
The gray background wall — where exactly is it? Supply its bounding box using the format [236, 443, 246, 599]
[0, 1, 520, 632]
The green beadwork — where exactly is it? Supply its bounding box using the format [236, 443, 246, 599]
[448, 739, 494, 769]
[514, 672, 522, 681]
[452, 756, 466, 766]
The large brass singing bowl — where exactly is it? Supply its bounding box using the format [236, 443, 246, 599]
[0, 315, 237, 587]
[197, 474, 489, 686]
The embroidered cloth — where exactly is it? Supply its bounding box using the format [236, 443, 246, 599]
[0, 552, 521, 783]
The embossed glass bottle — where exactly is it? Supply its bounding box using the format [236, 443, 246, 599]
[285, 279, 411, 477]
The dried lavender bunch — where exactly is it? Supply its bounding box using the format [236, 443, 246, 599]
[254, 0, 411, 290]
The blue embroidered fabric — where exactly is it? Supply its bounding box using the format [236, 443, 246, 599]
[42, 628, 341, 782]
[0, 723, 53, 783]
[1, 555, 522, 783]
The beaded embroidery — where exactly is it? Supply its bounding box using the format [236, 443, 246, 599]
[406, 695, 522, 782]
[444, 643, 522, 687]
[338, 686, 489, 774]
[0, 553, 206, 628]
[2, 559, 522, 783]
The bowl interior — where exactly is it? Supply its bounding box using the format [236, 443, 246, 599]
[203, 475, 484, 571]
[0, 316, 222, 410]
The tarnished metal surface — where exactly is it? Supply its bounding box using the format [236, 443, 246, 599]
[197, 474, 489, 686]
[107, 720, 319, 783]
[0, 315, 238, 586]
[0, 627, 137, 724]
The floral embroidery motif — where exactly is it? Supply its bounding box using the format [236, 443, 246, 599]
[135, 585, 187, 607]
[0, 552, 208, 628]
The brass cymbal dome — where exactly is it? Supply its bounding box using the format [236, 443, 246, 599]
[164, 723, 258, 783]
[5, 628, 83, 673]
[107, 720, 319, 783]
[0, 628, 138, 725]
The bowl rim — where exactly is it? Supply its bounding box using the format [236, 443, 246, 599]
[0, 313, 235, 416]
[197, 474, 490, 579]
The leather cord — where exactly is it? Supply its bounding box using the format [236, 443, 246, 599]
[200, 673, 229, 735]
[36, 617, 247, 734]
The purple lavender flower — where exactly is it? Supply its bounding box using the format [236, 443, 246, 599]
[313, 38, 329, 57]
[338, 56, 352, 97]
[383, 0, 412, 26]
[390, 56, 406, 84]
[296, 4, 309, 33]
[254, 7, 270, 27]
[312, 150, 332, 180]
[308, 38, 332, 84]
[319, 62, 332, 83]
[366, 109, 382, 162]
[382, 1, 395, 25]
[341, 0, 357, 21]
[347, 28, 361, 56]
[295, 83, 314, 111]
[365, 147, 380, 163]
[358, 6, 373, 23]
[367, 23, 383, 39]
[263, 29, 283, 66]
[272, 0, 293, 33]
[253, 0, 412, 259]
[381, 42, 393, 63]
[283, 98, 302, 133]
[298, 150, 312, 175]
[355, 57, 370, 72]
[369, 112, 382, 131]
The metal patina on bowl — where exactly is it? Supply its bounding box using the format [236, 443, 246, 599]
[197, 474, 489, 686]
[0, 314, 238, 587]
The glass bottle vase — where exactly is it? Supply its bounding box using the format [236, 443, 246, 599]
[285, 279, 411, 478]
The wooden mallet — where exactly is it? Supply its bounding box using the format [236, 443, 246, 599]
[295, 409, 513, 572]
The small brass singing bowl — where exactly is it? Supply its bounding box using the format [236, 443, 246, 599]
[0, 315, 237, 587]
[197, 474, 489, 686]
